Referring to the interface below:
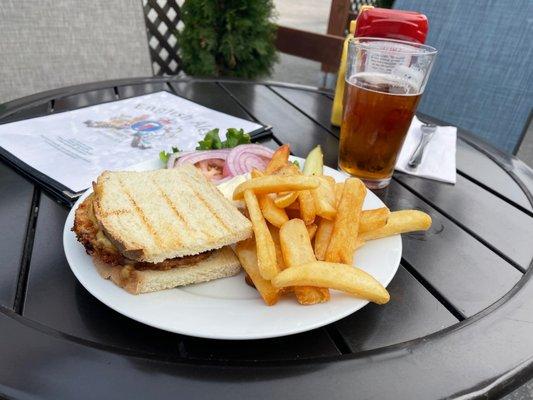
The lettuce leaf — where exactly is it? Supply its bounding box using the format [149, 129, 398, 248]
[161, 128, 252, 163]
[159, 146, 180, 163]
[223, 128, 251, 148]
[196, 128, 251, 150]
[196, 129, 222, 150]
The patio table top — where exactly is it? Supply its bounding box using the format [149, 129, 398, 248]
[0, 77, 532, 400]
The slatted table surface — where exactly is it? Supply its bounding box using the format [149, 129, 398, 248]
[0, 78, 532, 400]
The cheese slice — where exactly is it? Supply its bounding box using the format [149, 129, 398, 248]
[216, 173, 250, 208]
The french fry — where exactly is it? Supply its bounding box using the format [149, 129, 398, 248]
[334, 182, 344, 207]
[312, 176, 336, 220]
[359, 210, 432, 241]
[234, 175, 320, 200]
[273, 191, 299, 208]
[268, 224, 287, 271]
[236, 239, 279, 306]
[269, 224, 293, 295]
[279, 219, 330, 305]
[250, 168, 264, 179]
[306, 223, 318, 241]
[244, 190, 279, 279]
[323, 175, 336, 186]
[298, 190, 316, 225]
[274, 163, 301, 176]
[271, 261, 390, 305]
[244, 273, 255, 288]
[325, 178, 366, 264]
[286, 208, 302, 220]
[265, 144, 290, 174]
[360, 207, 390, 233]
[286, 200, 300, 210]
[279, 219, 316, 266]
[314, 183, 343, 261]
[314, 218, 335, 261]
[259, 194, 289, 228]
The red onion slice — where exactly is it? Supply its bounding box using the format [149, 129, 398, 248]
[166, 152, 183, 169]
[170, 149, 232, 183]
[175, 149, 231, 167]
[166, 144, 274, 184]
[225, 144, 275, 176]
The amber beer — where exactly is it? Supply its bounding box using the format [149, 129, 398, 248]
[339, 73, 421, 183]
[339, 37, 436, 188]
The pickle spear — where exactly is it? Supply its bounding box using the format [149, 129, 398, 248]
[303, 145, 324, 176]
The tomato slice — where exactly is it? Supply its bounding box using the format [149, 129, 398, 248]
[195, 159, 226, 181]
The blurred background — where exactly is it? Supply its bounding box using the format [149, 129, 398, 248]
[271, 0, 331, 86]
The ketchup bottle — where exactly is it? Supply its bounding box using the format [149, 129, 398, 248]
[355, 8, 428, 43]
[331, 8, 429, 127]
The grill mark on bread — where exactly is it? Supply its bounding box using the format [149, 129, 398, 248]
[154, 186, 185, 246]
[183, 180, 231, 232]
[118, 177, 164, 249]
[154, 182, 215, 241]
[158, 182, 218, 243]
[183, 171, 234, 232]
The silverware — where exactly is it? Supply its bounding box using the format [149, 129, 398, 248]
[408, 123, 437, 168]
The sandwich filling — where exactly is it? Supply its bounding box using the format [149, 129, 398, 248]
[73, 194, 212, 270]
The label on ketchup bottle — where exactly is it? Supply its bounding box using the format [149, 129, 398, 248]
[365, 41, 411, 72]
[356, 8, 429, 89]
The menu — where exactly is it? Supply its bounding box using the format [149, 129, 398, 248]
[0, 91, 264, 194]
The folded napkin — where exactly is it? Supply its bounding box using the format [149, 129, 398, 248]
[395, 116, 457, 184]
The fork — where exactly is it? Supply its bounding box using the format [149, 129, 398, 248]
[408, 123, 437, 168]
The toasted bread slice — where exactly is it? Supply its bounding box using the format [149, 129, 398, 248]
[92, 165, 252, 263]
[94, 246, 241, 294]
[73, 193, 212, 269]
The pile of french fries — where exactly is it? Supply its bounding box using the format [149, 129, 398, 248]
[233, 145, 432, 306]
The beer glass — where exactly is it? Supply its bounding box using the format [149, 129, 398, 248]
[339, 37, 437, 189]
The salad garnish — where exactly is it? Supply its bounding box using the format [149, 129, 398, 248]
[196, 128, 251, 150]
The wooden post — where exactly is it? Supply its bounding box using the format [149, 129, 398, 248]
[275, 26, 344, 72]
[326, 0, 351, 37]
[322, 0, 351, 73]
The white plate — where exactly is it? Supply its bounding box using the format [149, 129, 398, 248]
[63, 157, 401, 340]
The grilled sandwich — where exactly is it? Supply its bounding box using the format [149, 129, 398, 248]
[73, 165, 252, 294]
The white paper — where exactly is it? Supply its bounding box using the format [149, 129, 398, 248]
[0, 91, 263, 192]
[395, 116, 457, 184]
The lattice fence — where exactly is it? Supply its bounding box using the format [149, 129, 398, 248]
[142, 0, 386, 76]
[350, 0, 379, 13]
[142, 0, 184, 76]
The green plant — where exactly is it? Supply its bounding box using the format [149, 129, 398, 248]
[179, 0, 278, 78]
[376, 0, 395, 8]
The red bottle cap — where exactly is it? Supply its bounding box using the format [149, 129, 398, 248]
[355, 8, 428, 44]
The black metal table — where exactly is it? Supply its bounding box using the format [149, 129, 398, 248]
[0, 77, 532, 400]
